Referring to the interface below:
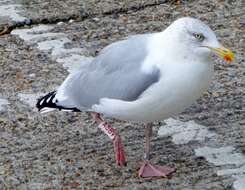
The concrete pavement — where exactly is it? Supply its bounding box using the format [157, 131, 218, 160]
[0, 0, 244, 189]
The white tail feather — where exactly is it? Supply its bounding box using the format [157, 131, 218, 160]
[40, 108, 56, 114]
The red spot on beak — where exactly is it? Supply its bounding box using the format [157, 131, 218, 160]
[224, 54, 232, 62]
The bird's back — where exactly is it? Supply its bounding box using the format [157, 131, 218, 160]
[55, 33, 160, 110]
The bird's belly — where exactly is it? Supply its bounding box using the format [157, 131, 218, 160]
[144, 82, 208, 121]
[135, 64, 213, 122]
[96, 63, 213, 122]
[117, 63, 213, 122]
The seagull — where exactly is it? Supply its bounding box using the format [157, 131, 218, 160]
[36, 17, 234, 177]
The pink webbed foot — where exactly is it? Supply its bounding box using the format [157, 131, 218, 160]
[138, 160, 175, 178]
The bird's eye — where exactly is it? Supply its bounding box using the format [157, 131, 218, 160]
[193, 33, 205, 41]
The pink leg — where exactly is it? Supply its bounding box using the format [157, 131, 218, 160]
[91, 112, 126, 166]
[138, 123, 175, 178]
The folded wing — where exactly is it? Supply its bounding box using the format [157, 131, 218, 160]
[55, 34, 160, 111]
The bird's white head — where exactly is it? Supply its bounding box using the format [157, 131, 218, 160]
[164, 17, 234, 63]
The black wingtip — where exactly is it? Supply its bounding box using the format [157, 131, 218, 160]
[36, 91, 56, 111]
[36, 91, 81, 112]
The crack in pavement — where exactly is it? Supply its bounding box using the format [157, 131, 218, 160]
[0, 0, 175, 35]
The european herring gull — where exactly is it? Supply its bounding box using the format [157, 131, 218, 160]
[36, 17, 234, 177]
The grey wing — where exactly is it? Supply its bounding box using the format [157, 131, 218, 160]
[56, 34, 160, 110]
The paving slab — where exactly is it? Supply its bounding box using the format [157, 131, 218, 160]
[0, 0, 170, 29]
[0, 0, 244, 189]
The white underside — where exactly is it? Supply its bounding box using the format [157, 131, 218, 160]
[92, 61, 213, 122]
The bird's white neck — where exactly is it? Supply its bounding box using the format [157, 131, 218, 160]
[148, 31, 212, 65]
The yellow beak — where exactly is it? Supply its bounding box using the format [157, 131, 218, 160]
[205, 45, 234, 62]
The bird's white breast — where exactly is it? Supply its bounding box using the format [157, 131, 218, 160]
[93, 60, 213, 122]
[138, 61, 214, 122]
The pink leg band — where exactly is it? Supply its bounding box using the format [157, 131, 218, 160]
[98, 122, 116, 140]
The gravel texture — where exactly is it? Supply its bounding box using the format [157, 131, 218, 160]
[0, 0, 244, 189]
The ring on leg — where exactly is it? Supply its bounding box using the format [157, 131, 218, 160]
[97, 121, 126, 166]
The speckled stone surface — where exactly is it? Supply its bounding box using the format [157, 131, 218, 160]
[0, 0, 244, 189]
